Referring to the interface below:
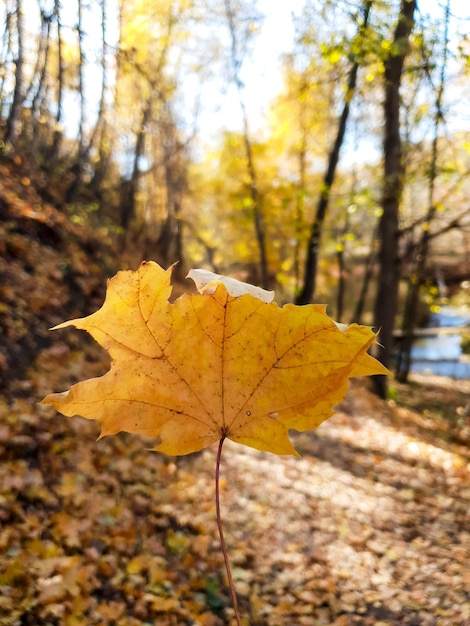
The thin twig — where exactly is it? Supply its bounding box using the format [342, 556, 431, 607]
[215, 436, 241, 625]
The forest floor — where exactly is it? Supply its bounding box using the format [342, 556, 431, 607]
[1, 162, 469, 625]
[1, 337, 469, 626]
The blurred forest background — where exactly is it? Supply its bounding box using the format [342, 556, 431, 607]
[2, 3, 470, 625]
[1, 0, 470, 395]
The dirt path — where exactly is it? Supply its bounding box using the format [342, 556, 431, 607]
[213, 399, 469, 625]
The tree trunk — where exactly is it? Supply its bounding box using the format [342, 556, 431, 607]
[295, 0, 372, 305]
[224, 0, 269, 288]
[396, 0, 449, 383]
[373, 0, 416, 398]
[48, 0, 64, 167]
[4, 0, 24, 150]
[351, 224, 378, 324]
[27, 2, 53, 174]
[294, 75, 308, 295]
[66, 0, 87, 202]
[24, 1, 50, 105]
[157, 111, 187, 276]
[0, 4, 13, 120]
[336, 130, 360, 322]
[87, 0, 107, 158]
[89, 0, 111, 202]
[120, 98, 152, 234]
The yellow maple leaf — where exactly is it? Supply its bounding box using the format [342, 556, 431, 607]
[41, 261, 388, 456]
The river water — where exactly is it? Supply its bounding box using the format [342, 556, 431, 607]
[410, 306, 470, 379]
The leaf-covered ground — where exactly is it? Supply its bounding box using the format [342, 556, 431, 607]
[0, 159, 114, 396]
[1, 161, 469, 625]
[1, 333, 469, 625]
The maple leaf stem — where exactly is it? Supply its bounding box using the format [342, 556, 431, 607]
[215, 436, 242, 626]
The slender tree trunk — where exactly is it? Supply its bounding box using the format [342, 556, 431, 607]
[294, 76, 308, 295]
[89, 0, 110, 200]
[0, 4, 13, 120]
[66, 0, 87, 202]
[77, 0, 86, 160]
[48, 0, 64, 167]
[28, 3, 52, 173]
[4, 0, 24, 150]
[295, 0, 372, 305]
[87, 0, 107, 158]
[351, 232, 378, 324]
[120, 98, 152, 233]
[224, 0, 268, 288]
[336, 126, 360, 322]
[373, 0, 416, 398]
[24, 1, 49, 104]
[336, 245, 346, 322]
[336, 209, 352, 323]
[396, 0, 449, 383]
[157, 111, 187, 275]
